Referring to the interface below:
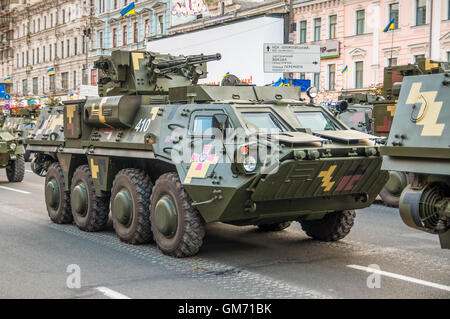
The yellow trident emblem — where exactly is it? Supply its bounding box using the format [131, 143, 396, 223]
[317, 165, 337, 192]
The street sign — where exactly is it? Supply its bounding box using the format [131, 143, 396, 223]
[263, 44, 321, 73]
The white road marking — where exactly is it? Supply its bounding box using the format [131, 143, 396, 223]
[0, 186, 31, 194]
[347, 264, 450, 292]
[25, 170, 33, 173]
[95, 287, 131, 299]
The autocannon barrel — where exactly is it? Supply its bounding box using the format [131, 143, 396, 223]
[153, 53, 221, 71]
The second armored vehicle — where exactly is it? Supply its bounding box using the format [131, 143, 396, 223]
[381, 71, 449, 249]
[28, 50, 388, 257]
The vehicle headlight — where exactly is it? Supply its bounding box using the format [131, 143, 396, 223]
[9, 143, 16, 151]
[243, 156, 257, 173]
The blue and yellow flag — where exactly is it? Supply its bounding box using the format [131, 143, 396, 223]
[3, 77, 11, 82]
[341, 65, 348, 74]
[121, 2, 136, 16]
[47, 67, 55, 74]
[383, 19, 395, 32]
[69, 93, 74, 99]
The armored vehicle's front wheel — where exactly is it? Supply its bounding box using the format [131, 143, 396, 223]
[6, 155, 25, 182]
[70, 165, 109, 232]
[45, 162, 72, 224]
[110, 169, 153, 244]
[257, 221, 292, 232]
[150, 172, 206, 258]
[299, 210, 355, 242]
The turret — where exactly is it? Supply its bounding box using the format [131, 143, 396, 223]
[94, 51, 221, 96]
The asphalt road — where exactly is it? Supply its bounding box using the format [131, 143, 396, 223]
[0, 163, 449, 299]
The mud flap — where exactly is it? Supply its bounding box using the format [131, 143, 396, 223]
[439, 229, 450, 249]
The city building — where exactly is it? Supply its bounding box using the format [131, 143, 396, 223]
[292, 0, 450, 103]
[10, 0, 93, 101]
[0, 0, 18, 94]
[88, 0, 172, 87]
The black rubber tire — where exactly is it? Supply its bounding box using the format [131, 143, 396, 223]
[70, 165, 109, 232]
[45, 162, 72, 224]
[24, 149, 31, 162]
[258, 221, 292, 232]
[6, 154, 25, 182]
[111, 168, 153, 244]
[300, 210, 355, 242]
[150, 172, 206, 258]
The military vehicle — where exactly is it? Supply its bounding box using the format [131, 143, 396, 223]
[27, 50, 388, 258]
[332, 59, 448, 207]
[1, 106, 39, 162]
[381, 71, 449, 249]
[0, 113, 26, 182]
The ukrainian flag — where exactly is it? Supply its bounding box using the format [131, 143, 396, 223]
[69, 93, 74, 99]
[3, 77, 11, 82]
[120, 2, 136, 16]
[341, 65, 348, 74]
[47, 67, 55, 74]
[383, 19, 395, 32]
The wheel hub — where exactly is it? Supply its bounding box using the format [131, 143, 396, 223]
[45, 179, 60, 209]
[154, 195, 178, 238]
[385, 171, 407, 196]
[72, 183, 88, 216]
[113, 189, 133, 225]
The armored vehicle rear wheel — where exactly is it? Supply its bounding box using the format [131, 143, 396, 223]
[6, 155, 25, 182]
[71, 165, 109, 232]
[45, 162, 72, 224]
[257, 221, 292, 232]
[150, 172, 206, 258]
[111, 168, 153, 244]
[299, 210, 355, 242]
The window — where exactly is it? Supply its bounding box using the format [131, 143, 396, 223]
[388, 57, 397, 67]
[62, 10, 65, 24]
[32, 77, 38, 95]
[144, 19, 150, 37]
[61, 40, 64, 59]
[32, 49, 35, 65]
[193, 116, 213, 135]
[61, 72, 68, 90]
[448, 0, 450, 20]
[49, 45, 52, 61]
[447, 51, 450, 62]
[295, 112, 337, 131]
[42, 46, 45, 62]
[50, 13, 53, 27]
[241, 112, 286, 132]
[42, 76, 45, 93]
[74, 37, 78, 55]
[112, 28, 117, 47]
[36, 48, 39, 64]
[73, 70, 77, 90]
[37, 18, 40, 32]
[49, 74, 55, 91]
[44, 16, 47, 29]
[22, 52, 24, 67]
[314, 73, 320, 90]
[314, 18, 321, 41]
[114, 0, 118, 9]
[329, 15, 337, 39]
[67, 39, 70, 57]
[133, 22, 138, 43]
[299, 21, 307, 43]
[389, 3, 399, 29]
[415, 54, 425, 62]
[416, 0, 426, 26]
[328, 64, 335, 91]
[82, 68, 88, 85]
[22, 79, 28, 95]
[157, 15, 164, 35]
[355, 61, 364, 89]
[82, 36, 86, 54]
[123, 25, 127, 46]
[99, 32, 103, 49]
[356, 10, 365, 35]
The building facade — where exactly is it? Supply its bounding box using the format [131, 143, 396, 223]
[0, 0, 18, 90]
[293, 0, 450, 103]
[11, 0, 93, 101]
[88, 0, 172, 87]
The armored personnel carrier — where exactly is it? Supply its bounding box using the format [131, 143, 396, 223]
[1, 106, 39, 161]
[381, 71, 450, 249]
[0, 114, 26, 182]
[332, 59, 448, 207]
[27, 50, 388, 257]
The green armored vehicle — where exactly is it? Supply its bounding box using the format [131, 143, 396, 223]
[27, 50, 388, 257]
[1, 106, 39, 162]
[381, 71, 450, 249]
[0, 114, 26, 183]
[333, 59, 448, 207]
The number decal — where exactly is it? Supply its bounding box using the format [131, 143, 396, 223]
[134, 107, 160, 133]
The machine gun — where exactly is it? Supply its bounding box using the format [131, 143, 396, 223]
[94, 51, 221, 96]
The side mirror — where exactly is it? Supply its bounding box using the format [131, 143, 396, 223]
[212, 114, 229, 137]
